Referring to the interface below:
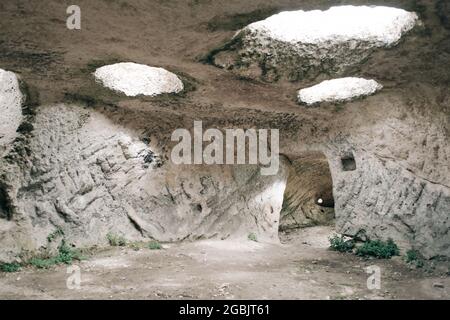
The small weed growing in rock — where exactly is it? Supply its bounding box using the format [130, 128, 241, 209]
[0, 262, 21, 273]
[107, 233, 127, 247]
[405, 249, 424, 268]
[248, 233, 258, 242]
[329, 235, 355, 253]
[129, 242, 141, 251]
[29, 240, 84, 269]
[148, 241, 162, 250]
[29, 257, 56, 269]
[356, 238, 400, 259]
[56, 240, 81, 264]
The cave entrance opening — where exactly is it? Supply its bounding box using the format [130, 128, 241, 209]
[279, 151, 335, 234]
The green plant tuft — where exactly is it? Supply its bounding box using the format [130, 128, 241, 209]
[107, 233, 127, 247]
[356, 238, 400, 259]
[55, 240, 79, 264]
[405, 249, 424, 268]
[248, 233, 258, 242]
[29, 240, 84, 269]
[148, 241, 162, 250]
[0, 262, 21, 273]
[329, 235, 355, 253]
[29, 257, 56, 269]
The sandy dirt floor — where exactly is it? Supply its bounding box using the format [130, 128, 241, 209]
[0, 226, 448, 300]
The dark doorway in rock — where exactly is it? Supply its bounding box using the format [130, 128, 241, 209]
[0, 185, 11, 220]
[279, 151, 335, 232]
[341, 153, 356, 171]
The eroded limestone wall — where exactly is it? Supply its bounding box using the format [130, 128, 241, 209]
[0, 103, 288, 262]
[325, 130, 450, 259]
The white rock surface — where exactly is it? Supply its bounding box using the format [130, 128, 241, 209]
[246, 6, 418, 46]
[93, 62, 184, 97]
[298, 77, 383, 105]
[213, 6, 419, 81]
[0, 69, 22, 150]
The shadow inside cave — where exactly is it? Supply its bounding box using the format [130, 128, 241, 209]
[279, 151, 335, 236]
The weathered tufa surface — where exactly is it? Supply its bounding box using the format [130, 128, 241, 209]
[298, 77, 382, 105]
[210, 6, 419, 81]
[0, 104, 288, 262]
[0, 0, 448, 263]
[94, 62, 184, 97]
[323, 118, 450, 259]
[0, 69, 23, 154]
[278, 81, 450, 259]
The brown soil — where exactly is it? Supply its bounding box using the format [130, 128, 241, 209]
[1, 0, 447, 139]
